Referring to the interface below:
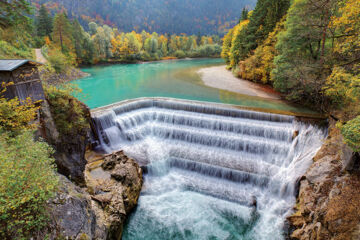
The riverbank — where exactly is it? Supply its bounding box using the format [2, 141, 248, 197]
[78, 56, 221, 67]
[198, 65, 281, 100]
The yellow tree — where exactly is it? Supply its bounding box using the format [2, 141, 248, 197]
[0, 83, 39, 133]
[221, 28, 234, 64]
[229, 20, 250, 67]
[324, 0, 360, 112]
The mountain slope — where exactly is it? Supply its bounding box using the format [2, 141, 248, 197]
[30, 0, 256, 35]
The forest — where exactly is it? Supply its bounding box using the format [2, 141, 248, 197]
[1, 3, 222, 72]
[28, 0, 256, 35]
[222, 0, 360, 152]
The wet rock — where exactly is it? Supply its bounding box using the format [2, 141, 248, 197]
[111, 166, 127, 182]
[292, 130, 299, 140]
[101, 150, 128, 171]
[287, 123, 360, 240]
[91, 192, 113, 208]
[85, 150, 143, 239]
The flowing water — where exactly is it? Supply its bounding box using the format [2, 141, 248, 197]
[91, 98, 326, 240]
[75, 58, 317, 117]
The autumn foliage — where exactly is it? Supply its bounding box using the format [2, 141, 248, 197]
[0, 83, 39, 134]
[0, 131, 58, 239]
[222, 0, 360, 151]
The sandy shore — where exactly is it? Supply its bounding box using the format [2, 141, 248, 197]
[198, 65, 281, 100]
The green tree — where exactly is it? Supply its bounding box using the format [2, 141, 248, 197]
[71, 19, 95, 64]
[93, 26, 113, 60]
[88, 22, 98, 35]
[161, 41, 168, 56]
[243, 0, 290, 54]
[52, 13, 73, 53]
[239, 7, 249, 23]
[36, 4, 53, 39]
[272, 0, 337, 104]
[0, 0, 32, 29]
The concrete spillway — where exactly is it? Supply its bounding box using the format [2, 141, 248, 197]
[90, 97, 326, 240]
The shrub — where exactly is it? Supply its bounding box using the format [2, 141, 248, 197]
[0, 40, 34, 59]
[324, 67, 360, 108]
[47, 48, 72, 73]
[44, 85, 89, 138]
[0, 131, 58, 239]
[174, 50, 186, 59]
[195, 44, 221, 57]
[0, 83, 39, 134]
[341, 116, 360, 152]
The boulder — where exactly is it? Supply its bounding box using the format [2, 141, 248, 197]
[86, 150, 143, 239]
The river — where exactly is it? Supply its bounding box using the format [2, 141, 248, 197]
[74, 58, 317, 116]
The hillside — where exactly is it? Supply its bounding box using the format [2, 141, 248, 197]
[29, 0, 256, 35]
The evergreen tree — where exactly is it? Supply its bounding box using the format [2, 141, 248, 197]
[196, 31, 201, 45]
[0, 0, 32, 29]
[243, 0, 290, 54]
[36, 4, 53, 39]
[52, 13, 74, 53]
[239, 7, 249, 23]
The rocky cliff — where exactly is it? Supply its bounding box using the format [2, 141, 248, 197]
[40, 98, 91, 186]
[287, 121, 360, 240]
[40, 151, 143, 240]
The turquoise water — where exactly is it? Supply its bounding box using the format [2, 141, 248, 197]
[74, 58, 316, 116]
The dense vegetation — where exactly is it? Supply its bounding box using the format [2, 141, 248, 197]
[29, 0, 256, 35]
[222, 0, 360, 152]
[44, 85, 89, 137]
[40, 11, 222, 68]
[0, 1, 34, 59]
[0, 84, 58, 239]
[0, 131, 58, 239]
[1, 1, 223, 73]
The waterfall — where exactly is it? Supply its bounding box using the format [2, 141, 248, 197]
[91, 98, 326, 240]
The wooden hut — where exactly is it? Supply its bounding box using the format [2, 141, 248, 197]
[0, 59, 45, 103]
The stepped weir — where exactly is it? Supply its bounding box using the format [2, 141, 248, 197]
[90, 97, 326, 240]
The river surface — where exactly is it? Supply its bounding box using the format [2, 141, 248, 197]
[74, 58, 316, 116]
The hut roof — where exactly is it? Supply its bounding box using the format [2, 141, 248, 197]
[0, 59, 42, 72]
